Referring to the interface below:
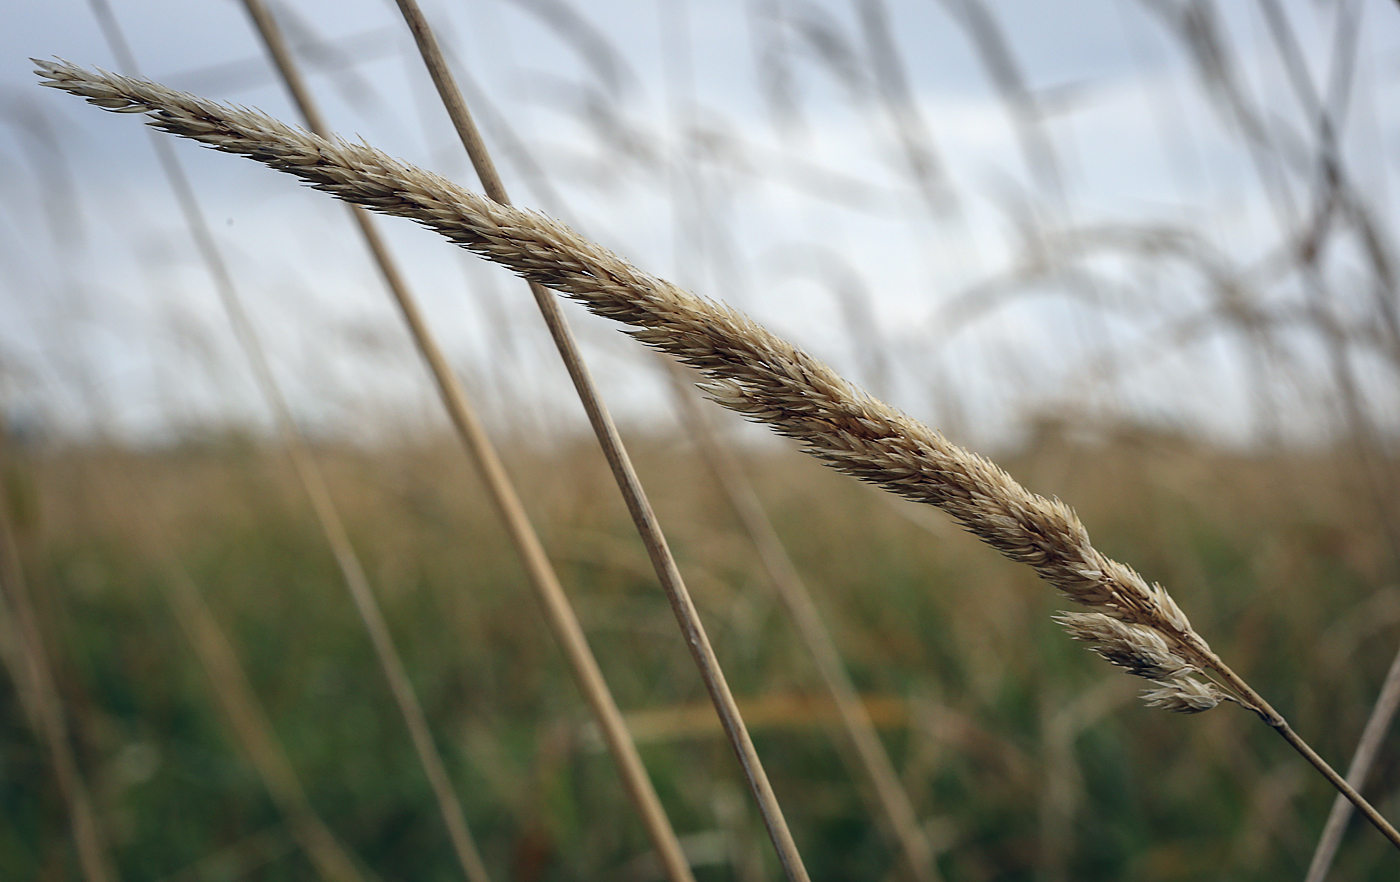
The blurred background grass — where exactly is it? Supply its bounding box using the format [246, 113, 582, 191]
[4, 0, 1400, 879]
[2, 425, 1397, 880]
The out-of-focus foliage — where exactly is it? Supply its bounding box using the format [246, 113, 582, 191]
[1, 431, 1396, 880]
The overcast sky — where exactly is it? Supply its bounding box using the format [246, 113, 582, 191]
[4, 0, 1400, 447]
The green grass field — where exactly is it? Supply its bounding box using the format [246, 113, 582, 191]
[2, 427, 1395, 880]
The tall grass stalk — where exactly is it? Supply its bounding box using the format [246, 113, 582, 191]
[663, 362, 941, 882]
[83, 3, 491, 878]
[651, 9, 938, 876]
[235, 2, 699, 879]
[157, 552, 370, 882]
[0, 448, 116, 882]
[61, 433, 369, 882]
[385, 3, 808, 879]
[35, 58, 1400, 855]
[1306, 652, 1400, 881]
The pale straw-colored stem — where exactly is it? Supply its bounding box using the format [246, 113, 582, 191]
[35, 59, 1400, 854]
[0, 447, 117, 882]
[160, 563, 370, 882]
[86, 2, 490, 878]
[400, 5, 931, 867]
[387, 4, 807, 880]
[237, 3, 701, 879]
[1305, 645, 1400, 881]
[664, 364, 940, 882]
[1185, 635, 1400, 850]
[38, 30, 371, 877]
[48, 443, 367, 882]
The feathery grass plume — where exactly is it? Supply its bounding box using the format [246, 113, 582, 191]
[35, 59, 1400, 849]
[30, 59, 1205, 690]
[1054, 611, 1228, 712]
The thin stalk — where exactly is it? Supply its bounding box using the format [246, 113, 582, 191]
[1305, 649, 1400, 881]
[1187, 638, 1400, 850]
[88, 2, 490, 879]
[159, 560, 370, 882]
[387, 12, 927, 868]
[1252, 4, 1400, 869]
[236, 2, 697, 879]
[387, 3, 809, 879]
[664, 365, 940, 882]
[0, 448, 116, 882]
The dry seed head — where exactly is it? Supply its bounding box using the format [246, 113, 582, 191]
[1055, 612, 1228, 712]
[1054, 612, 1195, 680]
[36, 59, 1222, 708]
[1143, 678, 1226, 714]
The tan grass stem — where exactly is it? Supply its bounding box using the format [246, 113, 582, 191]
[0, 447, 117, 882]
[84, 4, 490, 878]
[59, 399, 385, 882]
[5, 357, 361, 882]
[398, 8, 933, 863]
[385, 5, 807, 880]
[1306, 647, 1400, 881]
[159, 563, 370, 882]
[235, 3, 698, 879]
[664, 363, 940, 882]
[35, 59, 1400, 853]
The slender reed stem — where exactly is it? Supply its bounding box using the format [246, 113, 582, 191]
[86, 2, 491, 878]
[664, 364, 941, 882]
[1188, 638, 1400, 850]
[236, 2, 700, 879]
[1305, 646, 1400, 881]
[388, 3, 809, 879]
[160, 561, 369, 882]
[0, 446, 116, 882]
